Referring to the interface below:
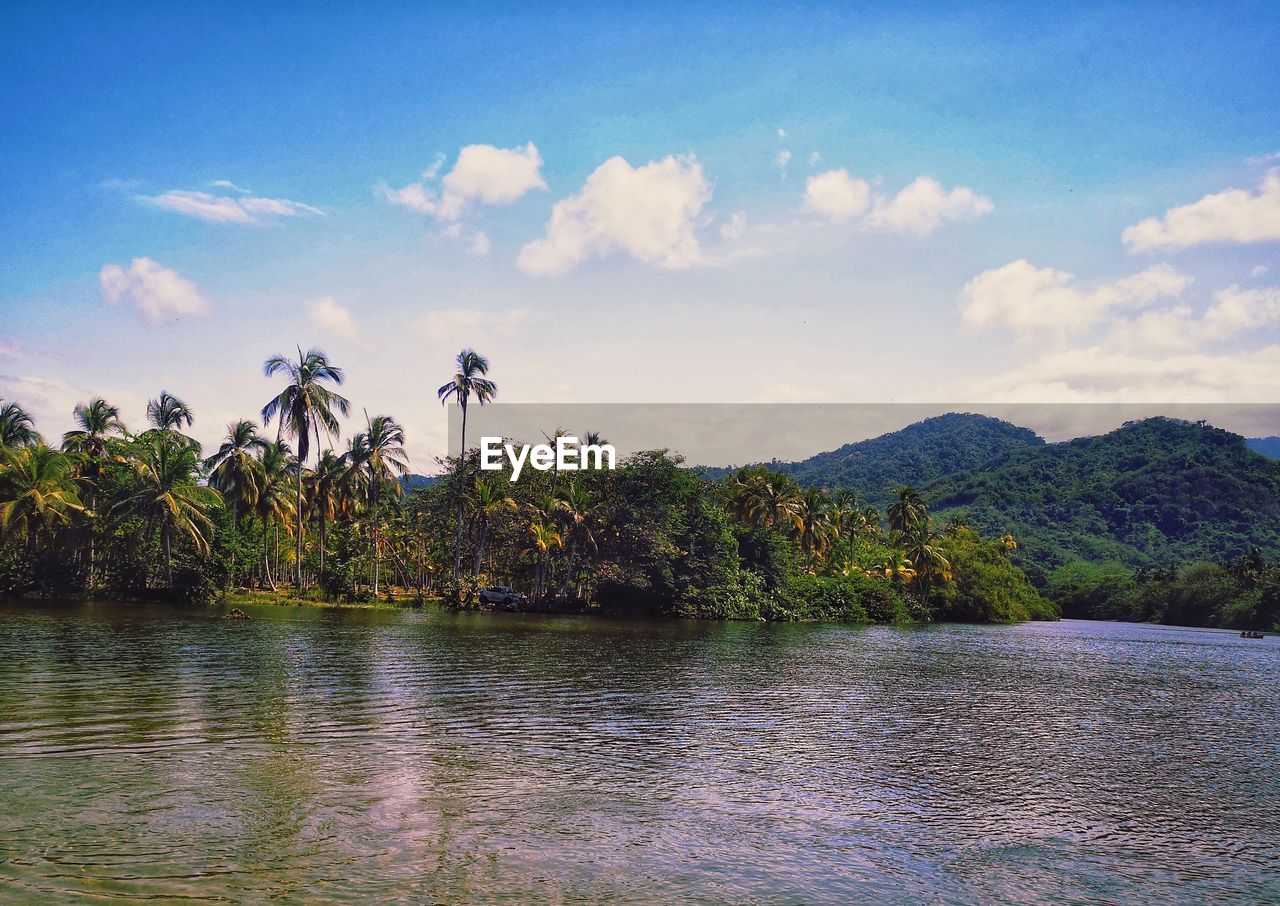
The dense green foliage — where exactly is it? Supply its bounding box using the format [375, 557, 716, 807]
[0, 374, 1054, 626]
[710, 413, 1043, 506]
[926, 418, 1280, 578]
[1045, 552, 1280, 630]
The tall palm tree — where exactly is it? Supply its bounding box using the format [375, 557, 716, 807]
[146, 392, 195, 433]
[901, 522, 952, 597]
[250, 441, 296, 590]
[794, 486, 835, 569]
[261, 347, 349, 587]
[437, 348, 497, 577]
[205, 420, 268, 584]
[727, 466, 803, 534]
[347, 414, 408, 595]
[62, 398, 127, 588]
[554, 478, 597, 597]
[0, 444, 83, 556]
[470, 475, 517, 576]
[528, 519, 563, 602]
[0, 400, 41, 448]
[112, 432, 221, 585]
[306, 449, 350, 580]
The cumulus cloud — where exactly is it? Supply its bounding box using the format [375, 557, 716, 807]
[308, 296, 371, 350]
[140, 186, 321, 224]
[960, 260, 1191, 337]
[804, 169, 872, 224]
[381, 142, 546, 221]
[99, 258, 209, 324]
[867, 176, 994, 236]
[775, 149, 792, 173]
[517, 154, 712, 276]
[1123, 169, 1280, 252]
[805, 170, 991, 235]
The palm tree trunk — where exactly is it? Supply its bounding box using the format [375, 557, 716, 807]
[319, 513, 327, 579]
[163, 527, 173, 587]
[473, 516, 488, 575]
[453, 401, 467, 578]
[557, 533, 578, 597]
[263, 518, 276, 591]
[295, 462, 304, 588]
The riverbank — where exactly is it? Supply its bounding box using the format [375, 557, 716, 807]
[219, 587, 440, 611]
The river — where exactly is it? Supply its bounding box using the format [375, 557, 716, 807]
[0, 600, 1276, 903]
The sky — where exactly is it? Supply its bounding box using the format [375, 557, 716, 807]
[2, 2, 1278, 469]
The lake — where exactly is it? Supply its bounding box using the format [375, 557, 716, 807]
[0, 601, 1276, 903]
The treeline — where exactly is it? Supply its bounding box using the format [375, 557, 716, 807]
[1045, 552, 1280, 631]
[0, 348, 1054, 624]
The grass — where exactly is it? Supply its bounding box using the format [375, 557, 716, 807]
[219, 586, 442, 611]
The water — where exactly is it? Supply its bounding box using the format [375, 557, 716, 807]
[0, 601, 1276, 904]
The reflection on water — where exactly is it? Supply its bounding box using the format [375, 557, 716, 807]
[0, 601, 1277, 903]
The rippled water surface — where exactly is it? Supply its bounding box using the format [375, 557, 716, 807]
[0, 601, 1277, 903]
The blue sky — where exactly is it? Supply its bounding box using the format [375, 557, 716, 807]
[2, 2, 1278, 465]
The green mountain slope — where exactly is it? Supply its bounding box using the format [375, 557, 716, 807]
[924, 418, 1280, 577]
[765, 412, 1044, 505]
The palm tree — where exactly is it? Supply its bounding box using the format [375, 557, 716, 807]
[62, 398, 127, 588]
[205, 420, 268, 584]
[112, 432, 221, 585]
[146, 392, 195, 434]
[261, 348, 350, 587]
[250, 441, 296, 590]
[727, 466, 803, 534]
[794, 486, 835, 568]
[901, 523, 952, 596]
[0, 400, 41, 448]
[528, 519, 563, 601]
[437, 348, 497, 577]
[470, 475, 517, 576]
[306, 449, 350, 580]
[0, 444, 83, 556]
[347, 414, 408, 596]
[887, 486, 927, 539]
[554, 478, 597, 597]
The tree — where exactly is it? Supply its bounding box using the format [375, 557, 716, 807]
[0, 444, 83, 556]
[554, 478, 597, 597]
[347, 414, 408, 596]
[306, 449, 350, 580]
[437, 348, 497, 577]
[250, 441, 296, 590]
[887, 485, 927, 538]
[529, 519, 563, 601]
[470, 475, 516, 576]
[62, 398, 127, 587]
[205, 420, 268, 583]
[146, 392, 196, 437]
[112, 432, 221, 585]
[261, 348, 350, 587]
[0, 400, 41, 448]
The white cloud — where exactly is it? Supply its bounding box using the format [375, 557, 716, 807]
[415, 307, 530, 341]
[382, 142, 546, 221]
[140, 187, 321, 224]
[99, 258, 210, 325]
[804, 169, 872, 224]
[1123, 169, 1280, 252]
[805, 170, 992, 235]
[209, 179, 251, 193]
[517, 154, 712, 276]
[720, 211, 748, 241]
[467, 231, 491, 257]
[0, 338, 24, 359]
[775, 149, 792, 172]
[868, 176, 993, 236]
[308, 296, 371, 350]
[1255, 265, 1270, 277]
[1200, 285, 1280, 340]
[777, 128, 786, 140]
[808, 151, 821, 166]
[805, 170, 992, 236]
[960, 260, 1191, 337]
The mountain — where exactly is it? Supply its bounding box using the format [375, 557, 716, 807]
[1246, 436, 1280, 460]
[924, 418, 1280, 577]
[400, 474, 439, 490]
[764, 413, 1044, 505]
